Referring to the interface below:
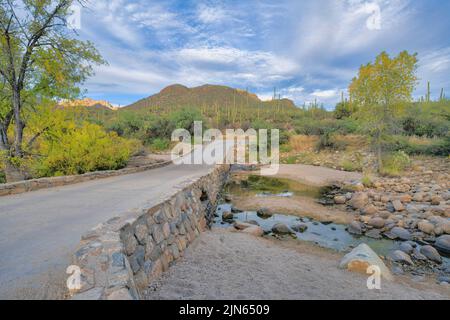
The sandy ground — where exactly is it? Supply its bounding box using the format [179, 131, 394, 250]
[232, 195, 354, 224]
[144, 228, 449, 300]
[266, 164, 362, 187]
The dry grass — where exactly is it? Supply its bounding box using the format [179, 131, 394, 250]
[288, 135, 319, 153]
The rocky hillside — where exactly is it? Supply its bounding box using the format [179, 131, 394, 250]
[59, 98, 117, 111]
[124, 84, 297, 111]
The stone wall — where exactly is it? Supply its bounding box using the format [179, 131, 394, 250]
[70, 164, 230, 300]
[0, 161, 171, 197]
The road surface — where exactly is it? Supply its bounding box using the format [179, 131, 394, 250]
[0, 160, 218, 298]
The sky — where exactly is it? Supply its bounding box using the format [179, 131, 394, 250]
[76, 0, 450, 109]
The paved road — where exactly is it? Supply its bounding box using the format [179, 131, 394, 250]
[0, 162, 216, 299]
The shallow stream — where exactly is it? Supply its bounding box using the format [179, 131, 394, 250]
[216, 174, 450, 277]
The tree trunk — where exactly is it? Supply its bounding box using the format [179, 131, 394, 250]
[4, 161, 25, 182]
[12, 88, 24, 157]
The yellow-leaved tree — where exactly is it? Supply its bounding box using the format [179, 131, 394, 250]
[349, 51, 418, 172]
[22, 104, 140, 178]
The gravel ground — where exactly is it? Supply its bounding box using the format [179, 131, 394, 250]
[144, 228, 450, 300]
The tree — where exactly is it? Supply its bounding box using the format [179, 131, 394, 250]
[0, 0, 105, 181]
[349, 51, 418, 172]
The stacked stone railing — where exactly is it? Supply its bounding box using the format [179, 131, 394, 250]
[0, 160, 171, 197]
[69, 164, 230, 300]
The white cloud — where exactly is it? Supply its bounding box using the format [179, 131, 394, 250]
[197, 4, 227, 24]
[311, 89, 339, 99]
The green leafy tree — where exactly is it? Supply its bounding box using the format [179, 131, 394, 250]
[0, 0, 105, 181]
[349, 51, 418, 171]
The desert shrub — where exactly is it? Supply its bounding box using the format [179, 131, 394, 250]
[384, 135, 450, 156]
[0, 171, 5, 184]
[361, 175, 374, 188]
[169, 108, 205, 135]
[30, 122, 140, 177]
[316, 131, 334, 151]
[380, 151, 411, 177]
[316, 132, 348, 151]
[340, 159, 362, 172]
[335, 118, 360, 134]
[145, 117, 176, 142]
[107, 111, 146, 137]
[280, 144, 293, 153]
[150, 138, 171, 152]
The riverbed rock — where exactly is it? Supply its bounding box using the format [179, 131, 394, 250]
[399, 242, 414, 254]
[365, 229, 382, 239]
[411, 249, 428, 261]
[419, 245, 442, 264]
[347, 221, 363, 236]
[361, 204, 378, 216]
[392, 200, 405, 212]
[349, 192, 369, 210]
[368, 217, 385, 229]
[272, 223, 293, 235]
[233, 221, 254, 230]
[257, 208, 273, 219]
[431, 196, 442, 206]
[435, 235, 450, 254]
[242, 225, 264, 237]
[413, 192, 424, 202]
[334, 195, 347, 204]
[418, 220, 434, 235]
[292, 224, 308, 233]
[390, 227, 412, 241]
[339, 243, 393, 281]
[222, 211, 234, 221]
[388, 250, 414, 266]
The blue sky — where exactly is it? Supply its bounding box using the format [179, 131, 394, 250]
[78, 0, 450, 109]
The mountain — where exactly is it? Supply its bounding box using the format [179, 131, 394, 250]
[124, 84, 297, 111]
[59, 98, 117, 111]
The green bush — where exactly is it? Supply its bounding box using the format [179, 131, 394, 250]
[384, 135, 450, 156]
[150, 138, 171, 151]
[380, 151, 411, 177]
[30, 122, 140, 177]
[0, 171, 5, 184]
[340, 159, 362, 172]
[361, 175, 374, 187]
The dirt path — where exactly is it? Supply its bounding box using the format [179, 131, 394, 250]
[144, 229, 449, 300]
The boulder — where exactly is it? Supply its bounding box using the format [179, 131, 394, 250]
[257, 208, 273, 219]
[365, 229, 382, 239]
[413, 192, 424, 202]
[361, 204, 378, 216]
[347, 221, 363, 236]
[399, 194, 412, 203]
[420, 245, 442, 264]
[431, 196, 442, 206]
[242, 225, 264, 237]
[271, 223, 293, 235]
[349, 192, 369, 210]
[390, 227, 412, 241]
[292, 224, 308, 233]
[233, 221, 254, 230]
[339, 243, 393, 280]
[392, 200, 405, 212]
[334, 195, 347, 205]
[418, 220, 434, 235]
[222, 211, 234, 221]
[435, 235, 450, 254]
[399, 242, 414, 254]
[368, 217, 385, 229]
[388, 250, 414, 266]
